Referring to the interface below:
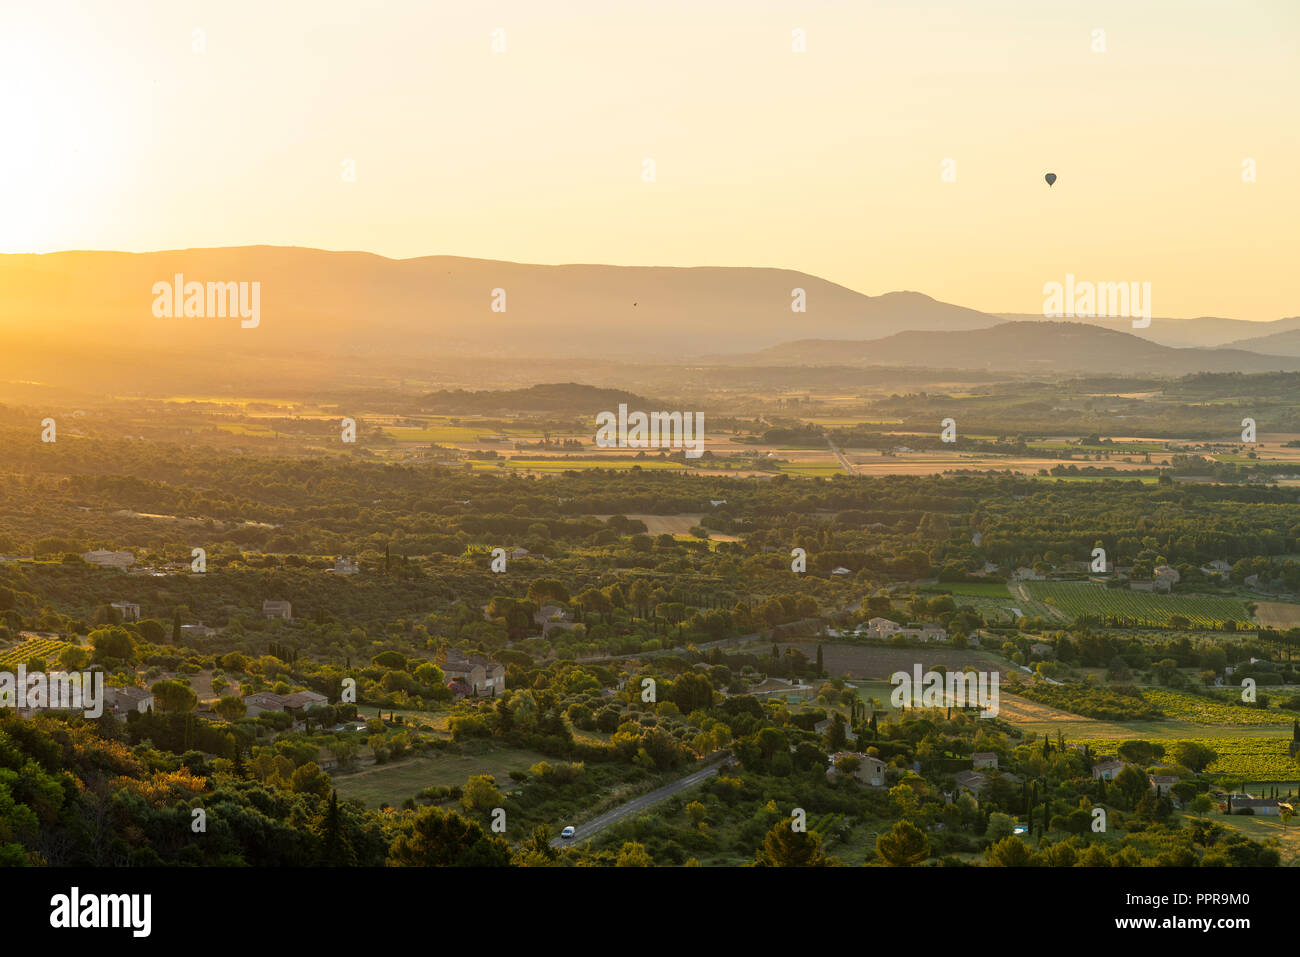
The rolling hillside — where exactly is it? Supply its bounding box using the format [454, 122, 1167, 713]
[994, 313, 1300, 349]
[1222, 328, 1300, 356]
[748, 322, 1300, 375]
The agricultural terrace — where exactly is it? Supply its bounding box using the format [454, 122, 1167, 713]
[0, 636, 70, 669]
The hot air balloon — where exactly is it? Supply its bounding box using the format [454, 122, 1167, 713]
[1045, 173, 1057, 187]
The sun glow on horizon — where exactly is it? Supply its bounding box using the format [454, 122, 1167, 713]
[1, 0, 1297, 320]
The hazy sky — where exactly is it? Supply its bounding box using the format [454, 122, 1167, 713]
[2, 0, 1296, 319]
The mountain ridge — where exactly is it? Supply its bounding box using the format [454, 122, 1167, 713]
[745, 321, 1300, 375]
[0, 247, 1294, 389]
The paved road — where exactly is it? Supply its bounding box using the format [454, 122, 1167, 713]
[550, 755, 730, 848]
[826, 438, 856, 475]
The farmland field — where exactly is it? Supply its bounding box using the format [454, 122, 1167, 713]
[384, 423, 488, 443]
[1022, 581, 1253, 628]
[0, 636, 69, 668]
[355, 705, 446, 732]
[1142, 688, 1296, 727]
[776, 461, 849, 477]
[468, 458, 689, 472]
[331, 745, 553, 808]
[999, 690, 1294, 740]
[1030, 475, 1162, 485]
[1067, 736, 1300, 781]
[1196, 811, 1300, 867]
[847, 679, 900, 712]
[998, 693, 1168, 736]
[1256, 602, 1300, 629]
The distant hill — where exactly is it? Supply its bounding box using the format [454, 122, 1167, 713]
[747, 322, 1300, 375]
[416, 383, 651, 414]
[1221, 328, 1300, 356]
[0, 246, 1000, 361]
[995, 313, 1300, 349]
[1, 246, 1294, 394]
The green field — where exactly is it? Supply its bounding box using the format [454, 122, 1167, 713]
[1022, 581, 1253, 627]
[355, 705, 445, 731]
[1028, 440, 1167, 453]
[331, 746, 552, 808]
[213, 423, 279, 436]
[1142, 688, 1298, 727]
[1191, 809, 1300, 866]
[851, 680, 902, 712]
[468, 458, 689, 472]
[384, 424, 487, 442]
[1028, 475, 1161, 485]
[1068, 736, 1300, 781]
[775, 461, 847, 476]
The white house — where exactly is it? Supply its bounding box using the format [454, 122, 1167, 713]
[110, 601, 141, 622]
[443, 651, 507, 696]
[105, 686, 154, 716]
[1149, 774, 1179, 797]
[827, 752, 887, 787]
[1228, 795, 1283, 816]
[262, 600, 293, 620]
[894, 624, 948, 642]
[243, 691, 289, 716]
[281, 690, 329, 713]
[1092, 759, 1127, 781]
[1153, 565, 1180, 585]
[915, 624, 948, 642]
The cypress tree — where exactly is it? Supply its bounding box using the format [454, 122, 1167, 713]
[318, 790, 355, 866]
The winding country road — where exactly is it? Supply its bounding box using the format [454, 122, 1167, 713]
[549, 755, 731, 848]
